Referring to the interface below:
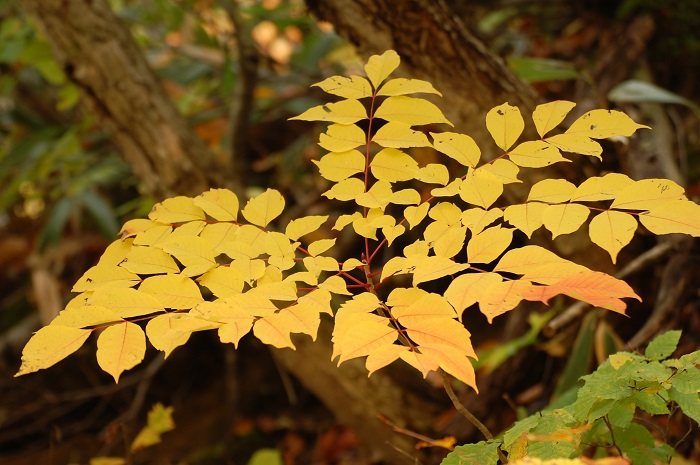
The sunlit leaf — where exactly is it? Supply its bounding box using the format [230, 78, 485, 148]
[404, 203, 430, 229]
[528, 179, 576, 203]
[139, 274, 204, 309]
[431, 132, 481, 167]
[318, 124, 366, 152]
[96, 321, 146, 383]
[504, 202, 548, 238]
[121, 246, 179, 275]
[459, 169, 503, 209]
[322, 177, 365, 201]
[445, 272, 503, 315]
[460, 208, 503, 235]
[374, 96, 452, 126]
[480, 159, 521, 184]
[73, 265, 139, 292]
[494, 245, 588, 285]
[241, 189, 285, 227]
[372, 121, 432, 148]
[193, 188, 239, 221]
[639, 201, 700, 236]
[370, 148, 419, 182]
[15, 326, 91, 377]
[332, 313, 397, 364]
[478, 280, 536, 323]
[486, 103, 524, 151]
[610, 179, 686, 210]
[509, 140, 569, 168]
[566, 109, 650, 139]
[290, 99, 367, 124]
[542, 203, 590, 238]
[545, 133, 602, 159]
[285, 215, 328, 241]
[90, 288, 164, 318]
[146, 313, 213, 358]
[159, 235, 217, 277]
[412, 256, 469, 286]
[416, 164, 449, 185]
[149, 197, 205, 224]
[467, 226, 513, 264]
[589, 211, 638, 263]
[365, 50, 400, 89]
[540, 272, 641, 314]
[312, 75, 372, 99]
[377, 78, 442, 96]
[532, 100, 577, 138]
[572, 173, 635, 202]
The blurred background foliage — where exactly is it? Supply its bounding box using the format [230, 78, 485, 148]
[0, 0, 699, 464]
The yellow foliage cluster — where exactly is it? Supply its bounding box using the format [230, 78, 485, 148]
[16, 51, 700, 392]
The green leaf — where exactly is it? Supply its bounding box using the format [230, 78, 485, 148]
[247, 449, 283, 465]
[440, 441, 500, 465]
[508, 57, 580, 83]
[645, 330, 681, 360]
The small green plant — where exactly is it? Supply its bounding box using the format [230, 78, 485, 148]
[15, 50, 700, 461]
[443, 330, 700, 465]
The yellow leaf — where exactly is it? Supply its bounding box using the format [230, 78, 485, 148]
[611, 178, 686, 210]
[289, 99, 367, 124]
[467, 226, 513, 264]
[193, 188, 239, 221]
[478, 280, 535, 323]
[248, 281, 298, 301]
[298, 288, 333, 316]
[339, 291, 381, 315]
[120, 218, 156, 239]
[159, 235, 216, 277]
[404, 240, 430, 258]
[429, 202, 462, 225]
[253, 305, 321, 349]
[318, 275, 351, 295]
[504, 202, 548, 238]
[416, 163, 449, 185]
[356, 180, 393, 209]
[51, 305, 122, 328]
[90, 288, 164, 318]
[542, 203, 590, 238]
[419, 344, 477, 392]
[377, 78, 442, 96]
[197, 266, 244, 298]
[370, 148, 418, 182]
[284, 215, 328, 241]
[460, 208, 503, 235]
[130, 403, 175, 451]
[230, 224, 267, 257]
[318, 124, 366, 152]
[494, 245, 588, 285]
[98, 239, 134, 266]
[15, 326, 91, 377]
[374, 96, 452, 127]
[639, 200, 700, 236]
[412, 256, 470, 286]
[528, 179, 576, 203]
[308, 238, 336, 257]
[406, 319, 476, 359]
[73, 265, 139, 292]
[444, 272, 503, 314]
[366, 344, 409, 376]
[149, 196, 205, 224]
[459, 169, 503, 209]
[96, 321, 146, 383]
[545, 133, 602, 159]
[433, 225, 467, 258]
[258, 264, 283, 285]
[312, 75, 372, 99]
[509, 140, 569, 168]
[332, 313, 397, 363]
[146, 313, 213, 357]
[139, 274, 204, 309]
[381, 256, 407, 282]
[572, 173, 634, 202]
[90, 458, 126, 465]
[431, 132, 481, 167]
[170, 220, 205, 237]
[428, 180, 459, 200]
[341, 258, 363, 271]
[333, 212, 361, 231]
[532, 100, 576, 138]
[133, 224, 172, 247]
[589, 210, 638, 263]
[480, 159, 521, 184]
[486, 103, 524, 151]
[229, 258, 266, 284]
[399, 350, 439, 378]
[372, 121, 432, 148]
[540, 271, 640, 314]
[121, 245, 180, 275]
[390, 188, 421, 206]
[241, 188, 285, 227]
[312, 150, 365, 182]
[199, 223, 239, 254]
[364, 49, 400, 89]
[382, 223, 405, 245]
[265, 231, 297, 259]
[322, 177, 365, 201]
[404, 203, 430, 229]
[566, 109, 650, 138]
[391, 292, 458, 325]
[303, 256, 339, 275]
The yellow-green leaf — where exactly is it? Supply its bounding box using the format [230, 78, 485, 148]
[96, 321, 146, 383]
[486, 103, 524, 151]
[90, 288, 164, 318]
[15, 326, 91, 377]
[459, 169, 503, 209]
[542, 203, 590, 238]
[371, 148, 419, 182]
[121, 245, 180, 275]
[139, 274, 204, 309]
[503, 202, 548, 238]
[290, 99, 367, 124]
[532, 100, 576, 138]
[508, 140, 569, 168]
[589, 210, 638, 263]
[610, 178, 686, 210]
[193, 188, 239, 221]
[404, 203, 430, 229]
[431, 132, 481, 167]
[241, 188, 285, 227]
[149, 197, 205, 224]
[467, 226, 513, 264]
[639, 200, 700, 236]
[528, 179, 576, 203]
[376, 78, 442, 96]
[545, 133, 602, 159]
[566, 109, 650, 138]
[285, 215, 328, 241]
[159, 235, 217, 277]
[318, 124, 366, 152]
[364, 50, 400, 89]
[130, 403, 175, 451]
[571, 173, 634, 202]
[374, 96, 452, 127]
[444, 272, 503, 315]
[73, 265, 139, 292]
[322, 177, 365, 201]
[372, 122, 432, 148]
[312, 75, 372, 99]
